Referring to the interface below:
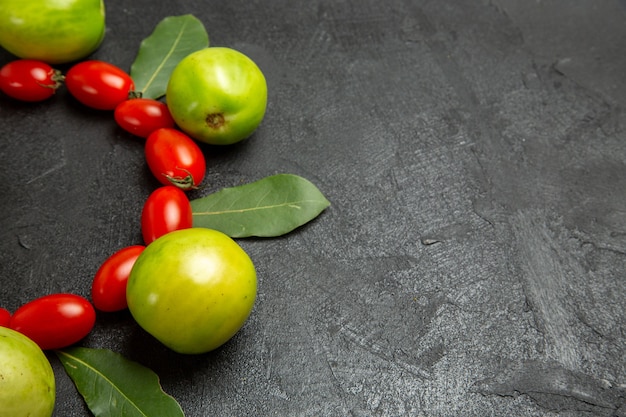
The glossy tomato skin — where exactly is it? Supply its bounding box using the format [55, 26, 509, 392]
[166, 47, 267, 145]
[141, 185, 193, 245]
[114, 98, 175, 138]
[0, 307, 10, 327]
[0, 0, 105, 64]
[9, 293, 96, 350]
[127, 228, 257, 354]
[145, 128, 206, 190]
[65, 60, 134, 110]
[91, 245, 145, 312]
[0, 59, 62, 102]
[0, 327, 56, 417]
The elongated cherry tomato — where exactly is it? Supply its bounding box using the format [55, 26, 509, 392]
[145, 128, 206, 190]
[114, 98, 175, 138]
[10, 293, 96, 350]
[65, 60, 134, 110]
[141, 185, 193, 245]
[0, 59, 62, 102]
[91, 245, 145, 312]
[0, 307, 10, 327]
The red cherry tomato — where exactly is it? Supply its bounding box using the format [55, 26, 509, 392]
[65, 60, 134, 110]
[0, 59, 62, 102]
[91, 245, 145, 312]
[145, 128, 206, 190]
[10, 293, 96, 350]
[141, 185, 193, 245]
[0, 307, 10, 327]
[114, 98, 176, 138]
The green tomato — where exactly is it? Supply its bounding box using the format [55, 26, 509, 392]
[166, 47, 268, 145]
[127, 228, 257, 354]
[0, 327, 55, 417]
[0, 0, 105, 64]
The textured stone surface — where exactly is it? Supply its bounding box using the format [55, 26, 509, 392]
[0, 1, 624, 416]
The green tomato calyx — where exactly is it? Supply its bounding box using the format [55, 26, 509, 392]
[163, 168, 199, 190]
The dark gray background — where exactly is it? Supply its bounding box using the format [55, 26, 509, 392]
[1, 1, 625, 416]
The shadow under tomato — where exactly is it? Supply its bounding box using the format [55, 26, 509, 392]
[123, 321, 232, 376]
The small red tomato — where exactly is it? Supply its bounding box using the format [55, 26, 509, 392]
[0, 59, 62, 102]
[10, 293, 96, 350]
[91, 245, 146, 312]
[145, 128, 206, 190]
[65, 60, 134, 110]
[114, 98, 176, 138]
[0, 307, 10, 327]
[141, 185, 193, 245]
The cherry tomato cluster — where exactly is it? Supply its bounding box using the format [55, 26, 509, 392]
[1, 58, 209, 350]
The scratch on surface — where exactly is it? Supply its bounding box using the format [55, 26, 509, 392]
[473, 359, 626, 416]
[26, 158, 67, 185]
[420, 238, 441, 246]
[338, 322, 431, 380]
[419, 222, 477, 246]
[17, 235, 32, 249]
[511, 210, 581, 369]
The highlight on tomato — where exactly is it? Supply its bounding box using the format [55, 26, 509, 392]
[145, 128, 206, 190]
[141, 185, 193, 245]
[9, 293, 96, 350]
[0, 59, 63, 102]
[0, 0, 106, 65]
[65, 60, 134, 110]
[91, 245, 146, 312]
[166, 47, 267, 145]
[114, 98, 175, 138]
[127, 228, 257, 354]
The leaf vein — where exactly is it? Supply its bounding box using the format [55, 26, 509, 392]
[254, 189, 273, 208]
[139, 19, 189, 94]
[57, 351, 150, 417]
[194, 199, 322, 216]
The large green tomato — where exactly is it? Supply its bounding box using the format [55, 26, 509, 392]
[0, 327, 55, 417]
[127, 228, 257, 354]
[0, 0, 105, 64]
[166, 47, 267, 145]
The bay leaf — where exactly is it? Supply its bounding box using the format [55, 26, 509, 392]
[190, 174, 330, 237]
[130, 14, 209, 99]
[55, 347, 184, 417]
